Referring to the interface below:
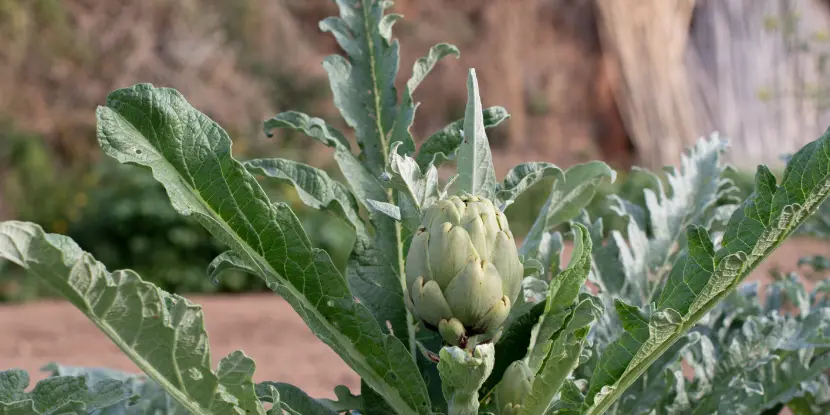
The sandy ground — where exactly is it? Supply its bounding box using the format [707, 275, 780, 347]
[1, 238, 828, 401]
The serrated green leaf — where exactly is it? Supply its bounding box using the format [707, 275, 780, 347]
[526, 224, 593, 372]
[216, 351, 262, 415]
[451, 69, 497, 199]
[484, 302, 547, 394]
[520, 295, 602, 415]
[244, 158, 365, 234]
[380, 141, 443, 229]
[40, 363, 185, 414]
[597, 135, 739, 308]
[437, 344, 495, 415]
[496, 162, 564, 210]
[548, 379, 588, 414]
[365, 199, 402, 221]
[95, 84, 430, 414]
[415, 106, 509, 170]
[242, 147, 412, 359]
[615, 332, 700, 415]
[319, 0, 400, 173]
[317, 384, 363, 413]
[520, 162, 615, 262]
[391, 43, 460, 155]
[0, 222, 262, 414]
[255, 382, 336, 415]
[262, 111, 386, 211]
[583, 126, 830, 414]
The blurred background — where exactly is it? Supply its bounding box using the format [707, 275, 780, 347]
[1, 0, 830, 300]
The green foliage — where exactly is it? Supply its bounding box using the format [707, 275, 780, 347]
[0, 367, 135, 414]
[3, 1, 830, 414]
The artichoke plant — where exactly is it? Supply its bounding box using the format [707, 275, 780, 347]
[404, 193, 524, 348]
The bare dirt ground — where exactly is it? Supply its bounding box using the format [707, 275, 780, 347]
[1, 238, 829, 400]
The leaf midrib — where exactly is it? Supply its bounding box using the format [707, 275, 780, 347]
[185, 171, 418, 415]
[360, 0, 418, 362]
[585, 219, 814, 415]
[26, 261, 212, 415]
[101, 110, 420, 415]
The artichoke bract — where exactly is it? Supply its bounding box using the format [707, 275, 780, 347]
[404, 193, 523, 347]
[494, 360, 534, 414]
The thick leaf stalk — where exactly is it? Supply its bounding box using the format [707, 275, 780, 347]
[437, 344, 495, 415]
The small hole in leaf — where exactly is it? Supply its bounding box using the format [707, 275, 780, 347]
[135, 149, 142, 155]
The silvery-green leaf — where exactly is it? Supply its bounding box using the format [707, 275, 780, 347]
[244, 158, 365, 233]
[262, 112, 386, 214]
[0, 368, 135, 415]
[764, 274, 810, 316]
[39, 363, 184, 414]
[548, 380, 588, 414]
[243, 152, 411, 357]
[415, 106, 509, 170]
[437, 344, 495, 415]
[615, 332, 700, 414]
[520, 162, 615, 262]
[583, 126, 830, 414]
[381, 141, 442, 227]
[319, 0, 400, 174]
[451, 69, 497, 199]
[496, 162, 564, 210]
[391, 43, 460, 155]
[95, 84, 430, 414]
[688, 309, 830, 415]
[598, 134, 739, 308]
[0, 221, 265, 415]
[365, 199, 402, 221]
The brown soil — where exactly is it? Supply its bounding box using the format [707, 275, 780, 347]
[1, 238, 828, 400]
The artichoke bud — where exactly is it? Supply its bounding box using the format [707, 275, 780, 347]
[495, 360, 534, 414]
[403, 194, 524, 347]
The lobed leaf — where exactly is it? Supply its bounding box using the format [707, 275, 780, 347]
[259, 116, 412, 355]
[319, 0, 400, 174]
[520, 295, 602, 415]
[583, 127, 830, 414]
[0, 221, 264, 414]
[40, 363, 187, 414]
[391, 43, 460, 155]
[415, 106, 509, 170]
[451, 69, 498, 199]
[520, 162, 615, 263]
[244, 158, 365, 235]
[526, 224, 594, 371]
[256, 382, 336, 415]
[262, 111, 386, 212]
[95, 84, 430, 414]
[0, 368, 135, 415]
[496, 162, 564, 210]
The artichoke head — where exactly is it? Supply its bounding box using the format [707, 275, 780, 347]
[403, 193, 523, 347]
[494, 360, 534, 414]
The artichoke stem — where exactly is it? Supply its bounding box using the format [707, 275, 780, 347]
[446, 393, 481, 415]
[438, 344, 495, 415]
